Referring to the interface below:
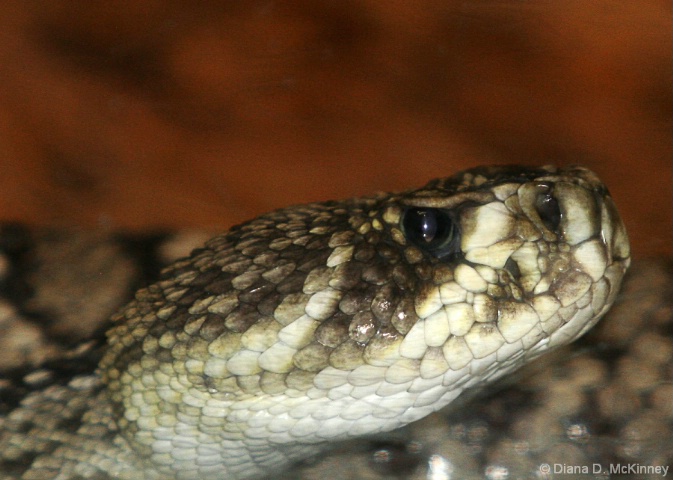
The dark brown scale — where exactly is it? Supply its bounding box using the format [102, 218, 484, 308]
[187, 269, 222, 288]
[162, 310, 189, 332]
[256, 292, 282, 316]
[354, 243, 376, 262]
[286, 370, 317, 391]
[296, 251, 331, 273]
[371, 285, 400, 323]
[375, 243, 400, 262]
[148, 316, 173, 337]
[238, 281, 275, 305]
[315, 312, 351, 348]
[361, 263, 392, 285]
[223, 304, 259, 333]
[348, 311, 377, 344]
[366, 232, 382, 246]
[275, 271, 308, 295]
[329, 340, 366, 370]
[390, 298, 418, 335]
[175, 290, 204, 307]
[329, 262, 363, 291]
[414, 264, 434, 282]
[278, 243, 312, 261]
[294, 343, 332, 372]
[260, 372, 288, 395]
[198, 313, 230, 340]
[306, 237, 329, 250]
[338, 287, 376, 316]
[391, 264, 416, 291]
[154, 348, 173, 364]
[204, 278, 233, 295]
[431, 265, 454, 284]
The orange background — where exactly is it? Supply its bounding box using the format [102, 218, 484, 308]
[0, 2, 670, 258]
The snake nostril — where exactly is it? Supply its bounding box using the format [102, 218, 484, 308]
[535, 185, 562, 233]
[504, 257, 521, 280]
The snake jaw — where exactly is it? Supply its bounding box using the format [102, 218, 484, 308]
[95, 165, 629, 479]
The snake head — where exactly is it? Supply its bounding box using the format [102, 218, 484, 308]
[100, 165, 630, 479]
[396, 165, 630, 349]
[311, 164, 631, 434]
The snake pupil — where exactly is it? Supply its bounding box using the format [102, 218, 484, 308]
[402, 208, 459, 258]
[535, 185, 562, 232]
[418, 210, 438, 242]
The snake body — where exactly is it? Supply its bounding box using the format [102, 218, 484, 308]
[0, 165, 630, 479]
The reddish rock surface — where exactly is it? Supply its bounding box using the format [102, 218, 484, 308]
[0, 1, 670, 257]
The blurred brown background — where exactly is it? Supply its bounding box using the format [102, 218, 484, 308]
[0, 1, 670, 258]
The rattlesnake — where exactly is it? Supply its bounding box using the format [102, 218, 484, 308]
[0, 165, 654, 479]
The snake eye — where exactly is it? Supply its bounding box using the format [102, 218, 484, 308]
[402, 208, 460, 258]
[535, 186, 562, 232]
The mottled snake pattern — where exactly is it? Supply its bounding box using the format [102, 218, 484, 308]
[0, 165, 652, 479]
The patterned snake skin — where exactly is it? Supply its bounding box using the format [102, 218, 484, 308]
[0, 165, 639, 479]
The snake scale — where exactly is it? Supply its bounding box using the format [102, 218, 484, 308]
[0, 165, 640, 479]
